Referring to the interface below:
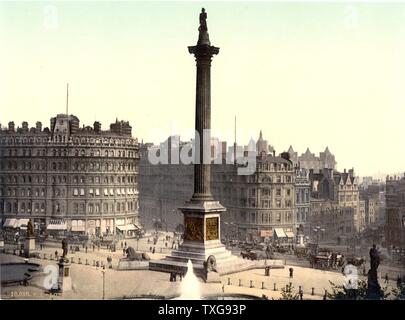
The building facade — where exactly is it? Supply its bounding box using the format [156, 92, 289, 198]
[309, 168, 361, 243]
[0, 114, 140, 237]
[139, 133, 297, 243]
[385, 174, 405, 249]
[288, 146, 336, 171]
[294, 168, 311, 235]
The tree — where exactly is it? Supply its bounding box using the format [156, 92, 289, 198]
[327, 280, 390, 300]
[391, 283, 405, 300]
[278, 284, 300, 300]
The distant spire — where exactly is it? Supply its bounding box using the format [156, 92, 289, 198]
[259, 130, 263, 140]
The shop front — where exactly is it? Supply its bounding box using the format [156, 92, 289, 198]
[46, 219, 68, 238]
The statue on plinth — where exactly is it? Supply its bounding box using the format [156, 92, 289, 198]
[196, 8, 211, 46]
[366, 244, 383, 299]
[27, 219, 34, 238]
[199, 8, 207, 32]
[62, 238, 68, 259]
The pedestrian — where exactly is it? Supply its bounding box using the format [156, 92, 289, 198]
[85, 246, 88, 253]
[55, 250, 58, 258]
[289, 267, 294, 278]
[121, 241, 123, 249]
[149, 246, 152, 252]
[385, 273, 389, 284]
[299, 289, 303, 300]
[93, 244, 95, 252]
[397, 275, 402, 288]
[165, 242, 168, 248]
[363, 265, 366, 276]
[152, 247, 156, 254]
[179, 273, 183, 282]
[124, 241, 127, 247]
[123, 247, 126, 256]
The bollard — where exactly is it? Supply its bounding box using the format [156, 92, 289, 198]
[44, 253, 47, 260]
[78, 258, 82, 264]
[324, 289, 328, 300]
[239, 279, 242, 287]
[250, 280, 253, 288]
[86, 259, 89, 265]
[274, 283, 277, 291]
[228, 278, 231, 285]
[311, 288, 315, 296]
[262, 282, 265, 289]
[50, 254, 53, 260]
[71, 257, 75, 263]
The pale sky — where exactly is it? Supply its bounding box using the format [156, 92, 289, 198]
[0, 1, 404, 177]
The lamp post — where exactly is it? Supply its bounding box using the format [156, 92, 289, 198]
[313, 226, 325, 246]
[101, 267, 106, 300]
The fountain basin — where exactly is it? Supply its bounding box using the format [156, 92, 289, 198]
[1, 262, 41, 286]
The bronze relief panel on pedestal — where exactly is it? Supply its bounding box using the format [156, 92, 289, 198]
[205, 217, 219, 240]
[183, 217, 204, 241]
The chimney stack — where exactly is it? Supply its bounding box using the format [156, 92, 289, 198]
[8, 121, 15, 132]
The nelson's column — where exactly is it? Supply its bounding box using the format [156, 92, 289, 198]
[149, 9, 253, 281]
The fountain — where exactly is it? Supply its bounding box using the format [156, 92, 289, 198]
[178, 260, 201, 300]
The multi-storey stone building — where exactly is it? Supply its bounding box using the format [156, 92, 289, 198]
[294, 168, 311, 235]
[139, 134, 297, 243]
[385, 174, 405, 249]
[288, 146, 336, 171]
[309, 168, 361, 243]
[0, 114, 140, 237]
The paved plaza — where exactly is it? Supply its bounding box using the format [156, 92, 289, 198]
[1, 233, 403, 300]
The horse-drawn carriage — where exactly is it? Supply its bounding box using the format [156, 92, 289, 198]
[294, 246, 308, 258]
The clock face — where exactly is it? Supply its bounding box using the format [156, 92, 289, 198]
[183, 217, 204, 241]
[205, 217, 219, 240]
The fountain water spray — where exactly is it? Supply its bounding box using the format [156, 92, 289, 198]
[178, 260, 201, 300]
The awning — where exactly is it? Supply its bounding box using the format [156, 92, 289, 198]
[47, 220, 67, 230]
[16, 219, 30, 228]
[274, 228, 287, 238]
[116, 224, 137, 231]
[260, 230, 273, 237]
[71, 226, 86, 232]
[285, 231, 295, 238]
[3, 218, 17, 228]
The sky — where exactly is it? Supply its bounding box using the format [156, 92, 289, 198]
[0, 1, 404, 178]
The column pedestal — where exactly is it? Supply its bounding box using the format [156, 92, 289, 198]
[57, 259, 72, 292]
[24, 236, 37, 258]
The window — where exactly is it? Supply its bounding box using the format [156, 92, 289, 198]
[277, 176, 281, 183]
[276, 189, 281, 197]
[95, 188, 100, 196]
[80, 189, 85, 196]
[286, 189, 291, 196]
[89, 188, 94, 196]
